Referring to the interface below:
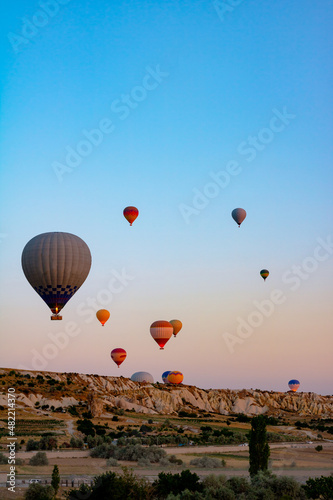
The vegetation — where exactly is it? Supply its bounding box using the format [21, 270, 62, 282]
[249, 415, 270, 476]
[29, 451, 48, 466]
[91, 443, 167, 462]
[189, 456, 225, 468]
[24, 483, 55, 500]
[51, 464, 60, 497]
[304, 474, 333, 500]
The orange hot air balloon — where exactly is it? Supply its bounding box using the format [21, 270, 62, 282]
[111, 348, 127, 368]
[96, 309, 110, 326]
[123, 206, 139, 226]
[167, 371, 184, 385]
[150, 320, 173, 350]
[169, 319, 182, 338]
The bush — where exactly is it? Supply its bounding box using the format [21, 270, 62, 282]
[304, 474, 333, 500]
[65, 469, 152, 500]
[26, 439, 40, 451]
[153, 470, 203, 498]
[24, 483, 54, 500]
[106, 457, 118, 467]
[29, 451, 48, 466]
[315, 445, 323, 452]
[190, 456, 223, 468]
[137, 457, 152, 467]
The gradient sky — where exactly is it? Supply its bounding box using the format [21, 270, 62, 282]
[1, 1, 332, 394]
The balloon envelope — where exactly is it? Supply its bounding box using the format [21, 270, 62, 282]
[131, 372, 154, 384]
[167, 371, 184, 385]
[169, 319, 182, 337]
[123, 206, 139, 226]
[260, 269, 269, 281]
[111, 348, 127, 368]
[288, 379, 300, 392]
[231, 208, 247, 227]
[162, 371, 171, 383]
[21, 232, 91, 319]
[150, 321, 173, 349]
[96, 309, 110, 326]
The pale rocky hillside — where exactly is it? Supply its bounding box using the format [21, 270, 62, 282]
[0, 368, 332, 418]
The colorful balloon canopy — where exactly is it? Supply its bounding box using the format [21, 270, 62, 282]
[131, 372, 154, 384]
[123, 206, 139, 226]
[21, 232, 91, 320]
[169, 319, 182, 338]
[167, 371, 184, 385]
[231, 208, 247, 227]
[150, 320, 173, 350]
[111, 348, 127, 368]
[288, 379, 300, 392]
[96, 309, 110, 326]
[260, 269, 269, 281]
[162, 371, 171, 384]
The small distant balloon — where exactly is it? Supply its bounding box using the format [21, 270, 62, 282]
[131, 372, 154, 384]
[123, 206, 139, 226]
[288, 379, 300, 392]
[111, 348, 127, 368]
[150, 321, 173, 350]
[96, 309, 110, 326]
[167, 371, 184, 385]
[231, 208, 247, 227]
[169, 319, 182, 338]
[260, 269, 269, 281]
[162, 371, 171, 383]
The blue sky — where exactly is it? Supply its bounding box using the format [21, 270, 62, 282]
[1, 0, 332, 394]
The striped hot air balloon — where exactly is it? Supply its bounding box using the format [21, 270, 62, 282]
[231, 208, 247, 227]
[21, 232, 91, 320]
[167, 371, 184, 385]
[96, 309, 110, 326]
[111, 348, 127, 368]
[123, 206, 139, 226]
[260, 269, 269, 281]
[288, 379, 300, 392]
[150, 321, 173, 350]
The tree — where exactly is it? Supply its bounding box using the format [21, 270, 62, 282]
[248, 415, 270, 476]
[153, 470, 203, 498]
[51, 465, 60, 497]
[24, 483, 54, 500]
[29, 451, 48, 466]
[304, 475, 333, 500]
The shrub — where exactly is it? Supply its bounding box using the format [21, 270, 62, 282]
[29, 451, 48, 466]
[190, 456, 223, 468]
[304, 475, 333, 500]
[153, 470, 203, 498]
[26, 439, 40, 451]
[315, 445, 323, 452]
[24, 483, 55, 500]
[106, 457, 118, 466]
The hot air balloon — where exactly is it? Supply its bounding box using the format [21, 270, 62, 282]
[123, 206, 139, 226]
[260, 269, 269, 281]
[150, 321, 173, 350]
[231, 208, 246, 227]
[288, 379, 300, 392]
[131, 372, 154, 384]
[169, 319, 182, 338]
[96, 309, 110, 326]
[167, 371, 184, 385]
[111, 348, 127, 368]
[162, 371, 171, 384]
[21, 232, 91, 320]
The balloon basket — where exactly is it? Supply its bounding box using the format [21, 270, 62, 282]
[51, 315, 62, 320]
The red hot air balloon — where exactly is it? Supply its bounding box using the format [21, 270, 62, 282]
[231, 208, 247, 227]
[150, 321, 173, 350]
[111, 348, 127, 368]
[123, 206, 139, 226]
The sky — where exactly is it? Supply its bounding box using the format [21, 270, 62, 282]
[1, 0, 332, 394]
